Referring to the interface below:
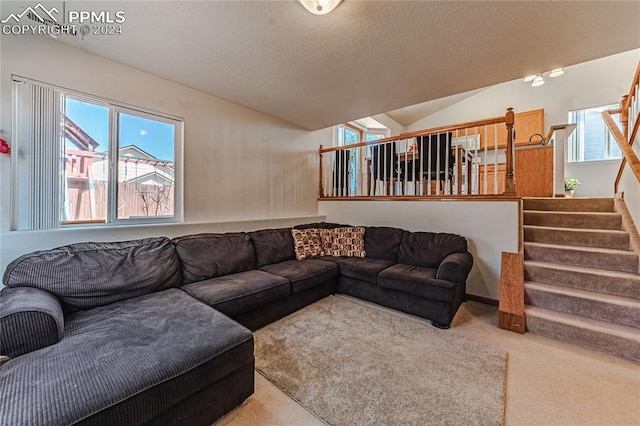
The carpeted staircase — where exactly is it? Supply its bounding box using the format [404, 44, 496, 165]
[523, 197, 640, 363]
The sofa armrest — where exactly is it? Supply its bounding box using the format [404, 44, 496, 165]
[436, 252, 473, 283]
[0, 287, 64, 358]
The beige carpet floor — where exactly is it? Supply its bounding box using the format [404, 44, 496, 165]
[217, 297, 640, 426]
[253, 296, 507, 426]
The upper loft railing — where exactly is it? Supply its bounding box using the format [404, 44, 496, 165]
[602, 60, 640, 193]
[318, 108, 516, 200]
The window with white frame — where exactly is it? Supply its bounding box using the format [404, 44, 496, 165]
[333, 120, 390, 196]
[567, 104, 622, 162]
[12, 77, 183, 230]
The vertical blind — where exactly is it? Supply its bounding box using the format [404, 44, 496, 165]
[13, 79, 65, 230]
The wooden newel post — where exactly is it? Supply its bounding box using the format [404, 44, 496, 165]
[504, 107, 516, 195]
[621, 95, 629, 140]
[318, 145, 324, 199]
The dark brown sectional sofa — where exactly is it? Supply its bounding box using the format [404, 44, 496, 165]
[0, 222, 473, 426]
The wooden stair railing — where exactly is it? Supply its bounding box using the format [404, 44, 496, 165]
[604, 60, 640, 194]
[318, 108, 517, 199]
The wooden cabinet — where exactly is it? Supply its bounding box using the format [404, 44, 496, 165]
[458, 109, 544, 150]
[478, 164, 506, 195]
[478, 146, 554, 197]
[515, 146, 554, 197]
[514, 109, 545, 147]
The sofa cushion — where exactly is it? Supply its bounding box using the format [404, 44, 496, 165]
[173, 233, 255, 284]
[398, 232, 468, 268]
[378, 264, 456, 303]
[260, 259, 338, 294]
[250, 228, 296, 268]
[181, 270, 290, 316]
[291, 228, 325, 260]
[319, 228, 337, 254]
[334, 257, 395, 284]
[293, 222, 348, 230]
[3, 237, 181, 313]
[327, 226, 366, 257]
[365, 226, 405, 262]
[0, 289, 253, 426]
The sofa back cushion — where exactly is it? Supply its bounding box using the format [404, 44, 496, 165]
[173, 233, 255, 284]
[398, 232, 468, 268]
[3, 237, 181, 313]
[250, 228, 296, 268]
[365, 226, 405, 262]
[293, 222, 347, 230]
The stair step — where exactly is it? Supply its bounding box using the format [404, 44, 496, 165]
[523, 197, 614, 212]
[526, 306, 640, 364]
[523, 225, 629, 250]
[525, 282, 640, 328]
[523, 211, 622, 230]
[524, 261, 640, 300]
[523, 242, 638, 274]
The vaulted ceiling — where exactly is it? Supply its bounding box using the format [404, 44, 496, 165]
[3, 1, 639, 130]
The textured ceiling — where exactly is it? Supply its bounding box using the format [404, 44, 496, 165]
[386, 88, 487, 127]
[3, 1, 639, 130]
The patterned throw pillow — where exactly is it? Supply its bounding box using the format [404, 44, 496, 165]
[291, 228, 324, 260]
[318, 229, 336, 254]
[329, 226, 366, 257]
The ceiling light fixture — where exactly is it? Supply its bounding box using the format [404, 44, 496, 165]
[523, 67, 565, 87]
[531, 75, 545, 87]
[549, 68, 565, 78]
[298, 0, 343, 15]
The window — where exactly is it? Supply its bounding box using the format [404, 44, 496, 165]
[568, 104, 622, 162]
[335, 123, 362, 146]
[12, 77, 182, 230]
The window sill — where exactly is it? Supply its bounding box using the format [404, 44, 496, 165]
[566, 159, 622, 165]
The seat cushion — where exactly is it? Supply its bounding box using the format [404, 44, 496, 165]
[334, 257, 395, 284]
[3, 238, 182, 313]
[0, 289, 253, 426]
[260, 259, 338, 294]
[173, 233, 255, 284]
[181, 270, 290, 317]
[364, 226, 405, 262]
[378, 263, 456, 303]
[398, 232, 468, 268]
[250, 228, 296, 268]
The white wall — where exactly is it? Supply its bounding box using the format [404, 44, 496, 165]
[564, 160, 620, 198]
[618, 131, 640, 229]
[319, 200, 520, 300]
[405, 49, 640, 197]
[0, 35, 329, 269]
[370, 113, 404, 137]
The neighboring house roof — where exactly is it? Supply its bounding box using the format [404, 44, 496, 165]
[119, 145, 157, 160]
[126, 171, 174, 186]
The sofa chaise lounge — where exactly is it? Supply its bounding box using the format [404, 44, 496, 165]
[0, 223, 473, 426]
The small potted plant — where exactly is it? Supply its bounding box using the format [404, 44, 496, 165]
[564, 178, 580, 198]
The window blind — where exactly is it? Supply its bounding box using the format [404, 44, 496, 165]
[13, 79, 65, 230]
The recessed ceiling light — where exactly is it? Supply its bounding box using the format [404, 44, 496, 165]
[523, 75, 537, 82]
[531, 75, 545, 87]
[549, 68, 565, 78]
